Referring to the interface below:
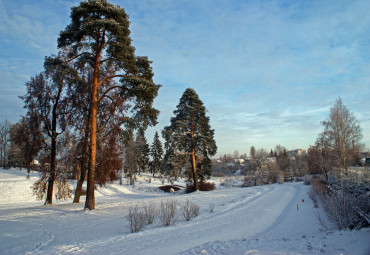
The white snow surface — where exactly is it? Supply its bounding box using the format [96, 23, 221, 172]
[0, 168, 369, 255]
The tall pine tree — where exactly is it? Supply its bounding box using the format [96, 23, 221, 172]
[163, 88, 217, 191]
[136, 129, 150, 175]
[150, 131, 163, 177]
[58, 0, 159, 209]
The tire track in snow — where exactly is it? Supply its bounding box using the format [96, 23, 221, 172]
[178, 184, 300, 255]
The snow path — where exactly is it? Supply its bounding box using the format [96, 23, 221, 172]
[1, 169, 369, 254]
[83, 185, 295, 255]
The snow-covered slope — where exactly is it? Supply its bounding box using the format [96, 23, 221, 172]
[0, 168, 369, 254]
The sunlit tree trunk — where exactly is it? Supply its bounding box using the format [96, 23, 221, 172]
[85, 57, 100, 210]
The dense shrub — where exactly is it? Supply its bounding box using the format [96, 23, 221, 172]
[311, 179, 328, 195]
[242, 175, 257, 187]
[143, 203, 156, 224]
[127, 204, 146, 233]
[199, 182, 215, 191]
[181, 199, 200, 221]
[186, 182, 216, 193]
[159, 200, 177, 226]
[212, 172, 226, 177]
[311, 178, 369, 230]
[32, 172, 72, 201]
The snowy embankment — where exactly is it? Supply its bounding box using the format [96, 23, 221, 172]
[0, 168, 369, 255]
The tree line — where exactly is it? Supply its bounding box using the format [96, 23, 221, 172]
[211, 98, 365, 187]
[211, 145, 309, 186]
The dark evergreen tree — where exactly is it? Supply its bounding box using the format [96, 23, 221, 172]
[124, 135, 139, 187]
[162, 88, 217, 191]
[162, 132, 184, 183]
[276, 148, 290, 173]
[136, 129, 150, 175]
[58, 0, 160, 209]
[250, 146, 256, 160]
[9, 117, 42, 177]
[150, 131, 163, 177]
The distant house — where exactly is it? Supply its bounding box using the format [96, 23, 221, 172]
[360, 152, 370, 166]
[287, 149, 306, 157]
[32, 159, 40, 166]
[297, 149, 306, 156]
[234, 158, 245, 164]
[366, 158, 370, 167]
[224, 157, 233, 167]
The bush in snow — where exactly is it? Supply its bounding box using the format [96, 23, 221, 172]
[32, 171, 72, 201]
[181, 199, 200, 221]
[159, 200, 177, 226]
[311, 179, 369, 230]
[242, 174, 257, 187]
[319, 191, 366, 230]
[127, 204, 146, 233]
[54, 175, 72, 200]
[32, 174, 49, 200]
[185, 183, 195, 193]
[143, 203, 156, 224]
[212, 172, 226, 177]
[209, 203, 215, 213]
[186, 182, 215, 193]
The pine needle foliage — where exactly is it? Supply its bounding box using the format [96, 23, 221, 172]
[58, 0, 160, 209]
[150, 131, 163, 177]
[163, 88, 217, 191]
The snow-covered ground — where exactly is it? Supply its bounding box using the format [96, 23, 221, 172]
[0, 168, 369, 255]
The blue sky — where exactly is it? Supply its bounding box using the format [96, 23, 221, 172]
[0, 0, 369, 156]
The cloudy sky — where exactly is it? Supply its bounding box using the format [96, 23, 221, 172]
[0, 0, 369, 156]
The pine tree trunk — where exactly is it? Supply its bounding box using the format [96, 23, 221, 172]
[85, 55, 99, 210]
[191, 147, 199, 191]
[85, 96, 97, 209]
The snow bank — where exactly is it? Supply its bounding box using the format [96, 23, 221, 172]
[0, 169, 40, 206]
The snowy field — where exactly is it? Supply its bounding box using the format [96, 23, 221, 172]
[0, 168, 369, 255]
